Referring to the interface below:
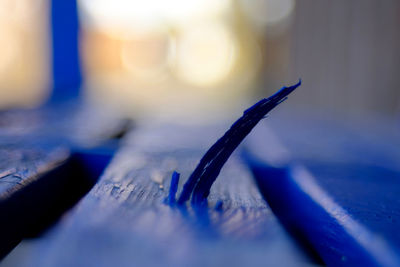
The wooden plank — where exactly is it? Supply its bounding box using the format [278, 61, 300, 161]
[3, 123, 314, 267]
[0, 102, 129, 196]
[0, 144, 68, 200]
[0, 102, 128, 257]
[243, 115, 400, 266]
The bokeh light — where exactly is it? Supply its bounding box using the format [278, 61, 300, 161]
[77, 0, 296, 120]
[78, 0, 230, 34]
[121, 32, 170, 82]
[173, 22, 237, 87]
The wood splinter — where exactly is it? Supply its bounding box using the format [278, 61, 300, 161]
[165, 80, 301, 207]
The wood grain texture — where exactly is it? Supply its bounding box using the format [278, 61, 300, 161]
[0, 102, 128, 257]
[0, 145, 68, 199]
[0, 101, 129, 198]
[4, 123, 312, 267]
[0, 144, 69, 257]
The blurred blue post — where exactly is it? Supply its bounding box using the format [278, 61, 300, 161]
[49, 0, 82, 102]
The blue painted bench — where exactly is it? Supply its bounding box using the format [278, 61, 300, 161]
[1, 104, 399, 266]
[1, 0, 399, 264]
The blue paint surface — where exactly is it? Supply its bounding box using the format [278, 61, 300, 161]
[166, 171, 180, 205]
[305, 162, 400, 247]
[49, 0, 82, 102]
[242, 116, 400, 266]
[214, 200, 224, 212]
[246, 160, 395, 266]
[73, 147, 115, 183]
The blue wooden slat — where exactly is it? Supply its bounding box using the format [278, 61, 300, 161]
[0, 103, 128, 257]
[243, 119, 400, 266]
[3, 124, 314, 267]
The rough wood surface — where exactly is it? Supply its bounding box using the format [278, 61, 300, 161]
[0, 101, 129, 198]
[0, 145, 68, 200]
[3, 123, 312, 267]
[0, 102, 128, 258]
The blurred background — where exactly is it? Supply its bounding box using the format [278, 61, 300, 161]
[0, 0, 399, 122]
